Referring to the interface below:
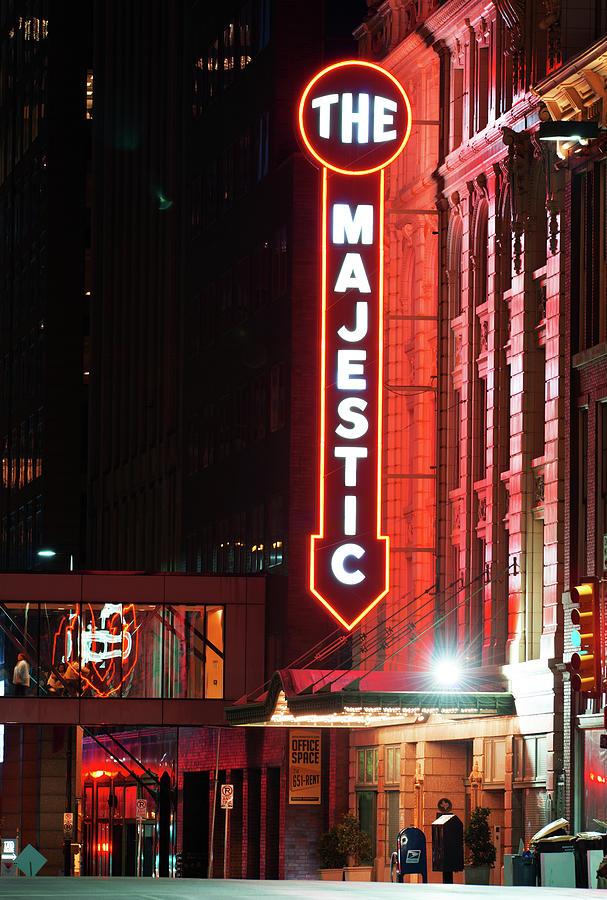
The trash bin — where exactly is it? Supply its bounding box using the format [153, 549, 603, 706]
[573, 832, 607, 888]
[536, 836, 576, 886]
[530, 819, 576, 887]
[512, 854, 536, 886]
[531, 818, 575, 888]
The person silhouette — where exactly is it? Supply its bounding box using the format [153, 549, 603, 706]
[12, 653, 30, 696]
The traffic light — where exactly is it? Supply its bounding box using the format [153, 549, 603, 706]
[569, 577, 600, 694]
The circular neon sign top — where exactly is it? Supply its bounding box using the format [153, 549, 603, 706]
[298, 60, 412, 175]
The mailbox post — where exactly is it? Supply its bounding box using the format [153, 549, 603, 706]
[392, 826, 427, 883]
[432, 814, 463, 884]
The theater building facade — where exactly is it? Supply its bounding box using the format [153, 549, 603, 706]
[3, 0, 607, 884]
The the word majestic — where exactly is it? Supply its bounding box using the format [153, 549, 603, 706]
[331, 203, 374, 586]
[300, 60, 411, 630]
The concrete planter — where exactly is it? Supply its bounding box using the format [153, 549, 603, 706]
[465, 865, 491, 885]
[319, 868, 344, 881]
[344, 865, 373, 881]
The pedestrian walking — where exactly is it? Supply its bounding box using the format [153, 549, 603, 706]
[12, 653, 30, 696]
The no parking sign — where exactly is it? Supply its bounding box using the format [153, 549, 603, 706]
[220, 783, 234, 809]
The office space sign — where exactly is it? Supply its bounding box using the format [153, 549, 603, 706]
[289, 730, 321, 804]
[299, 61, 412, 629]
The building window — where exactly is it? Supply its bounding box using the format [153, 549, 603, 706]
[86, 71, 93, 119]
[257, 0, 270, 50]
[386, 790, 399, 861]
[577, 407, 588, 578]
[513, 735, 547, 784]
[484, 737, 506, 787]
[448, 216, 463, 317]
[0, 600, 225, 699]
[511, 787, 548, 850]
[384, 744, 400, 785]
[477, 377, 487, 480]
[450, 67, 464, 151]
[356, 790, 377, 861]
[270, 363, 285, 432]
[257, 112, 269, 181]
[476, 46, 489, 131]
[357, 747, 378, 785]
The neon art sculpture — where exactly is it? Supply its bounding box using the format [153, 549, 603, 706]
[52, 603, 139, 697]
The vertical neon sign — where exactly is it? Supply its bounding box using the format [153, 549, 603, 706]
[299, 61, 412, 630]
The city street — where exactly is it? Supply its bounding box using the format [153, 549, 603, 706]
[0, 880, 604, 899]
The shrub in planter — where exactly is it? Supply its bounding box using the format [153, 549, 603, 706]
[463, 807, 496, 884]
[319, 824, 347, 870]
[336, 812, 373, 867]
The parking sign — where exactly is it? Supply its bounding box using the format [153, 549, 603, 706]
[136, 798, 147, 820]
[220, 784, 234, 809]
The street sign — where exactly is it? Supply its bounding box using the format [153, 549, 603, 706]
[220, 783, 234, 810]
[136, 798, 148, 820]
[63, 812, 74, 838]
[15, 844, 47, 877]
[1, 838, 17, 877]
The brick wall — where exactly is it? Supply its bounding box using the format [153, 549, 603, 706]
[176, 726, 348, 879]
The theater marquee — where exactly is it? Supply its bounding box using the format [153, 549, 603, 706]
[299, 61, 412, 630]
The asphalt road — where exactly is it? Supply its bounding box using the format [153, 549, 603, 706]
[0, 880, 604, 899]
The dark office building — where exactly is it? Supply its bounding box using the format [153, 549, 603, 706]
[0, 0, 363, 881]
[0, 2, 90, 571]
[183, 0, 332, 670]
[86, 2, 184, 571]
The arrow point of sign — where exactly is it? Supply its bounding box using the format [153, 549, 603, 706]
[310, 534, 389, 630]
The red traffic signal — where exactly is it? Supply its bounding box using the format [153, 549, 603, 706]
[570, 578, 600, 694]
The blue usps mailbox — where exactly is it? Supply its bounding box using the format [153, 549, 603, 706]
[391, 826, 427, 883]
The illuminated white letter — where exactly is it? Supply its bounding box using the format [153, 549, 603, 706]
[311, 94, 339, 138]
[337, 350, 366, 390]
[335, 398, 368, 440]
[332, 205, 373, 245]
[337, 301, 368, 343]
[344, 496, 357, 535]
[334, 254, 371, 293]
[373, 96, 398, 142]
[341, 93, 369, 144]
[331, 543, 365, 585]
[334, 446, 368, 486]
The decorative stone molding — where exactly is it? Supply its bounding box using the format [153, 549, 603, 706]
[535, 279, 547, 333]
[501, 128, 535, 273]
[469, 758, 483, 807]
[492, 0, 524, 52]
[480, 318, 489, 353]
[478, 496, 487, 523]
[450, 191, 462, 215]
[532, 462, 545, 520]
[546, 198, 559, 255]
[539, 0, 561, 72]
[355, 0, 443, 58]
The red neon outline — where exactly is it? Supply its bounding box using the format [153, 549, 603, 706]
[52, 603, 139, 697]
[309, 169, 390, 631]
[298, 60, 412, 175]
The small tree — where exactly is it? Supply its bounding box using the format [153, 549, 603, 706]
[464, 807, 496, 868]
[318, 824, 347, 869]
[336, 813, 373, 866]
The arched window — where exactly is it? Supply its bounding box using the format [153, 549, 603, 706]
[473, 199, 488, 307]
[447, 215, 463, 318]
